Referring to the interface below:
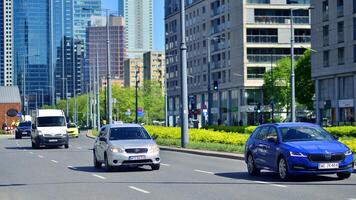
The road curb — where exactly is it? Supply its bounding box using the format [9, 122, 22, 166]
[85, 130, 244, 161]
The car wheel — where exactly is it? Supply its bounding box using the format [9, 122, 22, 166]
[278, 157, 290, 181]
[337, 172, 351, 179]
[31, 141, 35, 149]
[15, 134, 20, 139]
[151, 164, 160, 170]
[93, 151, 102, 169]
[104, 154, 113, 172]
[247, 154, 260, 176]
[64, 143, 69, 149]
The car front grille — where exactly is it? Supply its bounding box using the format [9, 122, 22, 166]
[308, 153, 345, 162]
[44, 134, 63, 137]
[125, 148, 148, 154]
[122, 159, 153, 165]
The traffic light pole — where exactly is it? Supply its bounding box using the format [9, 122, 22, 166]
[207, 38, 212, 126]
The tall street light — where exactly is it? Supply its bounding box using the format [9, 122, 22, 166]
[83, 7, 113, 125]
[135, 65, 139, 124]
[180, 0, 189, 148]
[61, 77, 69, 118]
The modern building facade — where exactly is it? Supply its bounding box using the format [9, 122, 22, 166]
[86, 16, 126, 90]
[14, 0, 51, 111]
[311, 0, 356, 126]
[0, 0, 13, 86]
[124, 58, 144, 88]
[143, 51, 166, 90]
[165, 0, 311, 126]
[74, 0, 101, 43]
[118, 0, 153, 58]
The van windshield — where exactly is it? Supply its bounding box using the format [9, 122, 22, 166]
[37, 117, 66, 127]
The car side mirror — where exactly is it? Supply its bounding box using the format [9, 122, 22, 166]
[152, 135, 158, 140]
[333, 135, 339, 140]
[267, 138, 277, 144]
[32, 124, 36, 129]
[99, 137, 107, 142]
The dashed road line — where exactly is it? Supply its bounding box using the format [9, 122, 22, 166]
[161, 163, 170, 167]
[38, 155, 44, 158]
[51, 160, 58, 163]
[76, 147, 82, 150]
[194, 169, 215, 175]
[254, 181, 287, 188]
[67, 166, 77, 170]
[129, 186, 150, 194]
[29, 152, 34, 154]
[92, 174, 106, 180]
[271, 184, 287, 188]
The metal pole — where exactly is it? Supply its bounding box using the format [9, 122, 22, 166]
[96, 46, 100, 131]
[23, 57, 26, 114]
[180, 0, 189, 148]
[207, 37, 212, 126]
[86, 86, 89, 127]
[35, 92, 38, 110]
[290, 8, 296, 122]
[271, 53, 274, 122]
[135, 66, 138, 124]
[106, 10, 113, 125]
[66, 79, 69, 118]
[41, 89, 44, 108]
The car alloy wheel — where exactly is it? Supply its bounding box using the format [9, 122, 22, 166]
[278, 158, 289, 180]
[247, 155, 260, 176]
[104, 154, 113, 172]
[336, 172, 351, 179]
[93, 151, 101, 169]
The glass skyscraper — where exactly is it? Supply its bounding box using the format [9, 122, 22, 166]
[14, 0, 51, 111]
[118, 0, 153, 58]
[74, 0, 101, 43]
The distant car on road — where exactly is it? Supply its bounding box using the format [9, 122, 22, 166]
[15, 121, 31, 139]
[93, 123, 160, 171]
[67, 123, 79, 138]
[244, 123, 354, 180]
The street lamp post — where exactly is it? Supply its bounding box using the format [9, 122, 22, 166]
[290, 8, 296, 122]
[135, 66, 139, 124]
[180, 0, 189, 148]
[61, 78, 69, 118]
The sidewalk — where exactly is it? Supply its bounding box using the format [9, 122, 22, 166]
[85, 130, 245, 161]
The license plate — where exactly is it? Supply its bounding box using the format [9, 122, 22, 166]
[48, 139, 58, 142]
[318, 163, 339, 169]
[22, 132, 28, 135]
[129, 156, 145, 160]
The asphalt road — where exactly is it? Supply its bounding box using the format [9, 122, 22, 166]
[0, 131, 355, 200]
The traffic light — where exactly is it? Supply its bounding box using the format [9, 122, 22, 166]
[213, 80, 218, 91]
[257, 103, 261, 113]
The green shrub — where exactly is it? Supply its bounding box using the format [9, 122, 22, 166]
[324, 126, 356, 138]
[203, 125, 256, 134]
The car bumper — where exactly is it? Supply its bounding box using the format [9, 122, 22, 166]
[287, 155, 354, 175]
[36, 135, 68, 146]
[16, 130, 31, 136]
[108, 151, 160, 167]
[67, 131, 79, 137]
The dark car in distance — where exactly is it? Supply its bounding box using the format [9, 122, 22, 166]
[15, 121, 32, 139]
[244, 123, 354, 180]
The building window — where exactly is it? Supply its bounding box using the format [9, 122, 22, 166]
[323, 25, 329, 46]
[338, 47, 344, 65]
[323, 50, 329, 67]
[247, 67, 265, 79]
[337, 0, 344, 17]
[354, 0, 356, 13]
[354, 45, 356, 63]
[354, 18, 356, 40]
[337, 21, 344, 43]
[339, 76, 354, 99]
[322, 0, 329, 21]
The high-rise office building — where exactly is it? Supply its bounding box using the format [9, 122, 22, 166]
[165, 0, 311, 126]
[311, 0, 356, 126]
[14, 0, 51, 110]
[143, 51, 165, 90]
[74, 0, 101, 43]
[0, 0, 13, 86]
[86, 16, 126, 89]
[118, 0, 153, 58]
[124, 58, 144, 88]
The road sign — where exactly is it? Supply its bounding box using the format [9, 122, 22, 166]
[202, 109, 208, 116]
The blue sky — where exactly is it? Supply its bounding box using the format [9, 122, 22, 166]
[102, 0, 165, 51]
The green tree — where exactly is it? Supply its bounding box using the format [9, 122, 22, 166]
[263, 57, 291, 114]
[295, 50, 314, 110]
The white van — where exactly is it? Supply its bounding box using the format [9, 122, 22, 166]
[31, 109, 69, 149]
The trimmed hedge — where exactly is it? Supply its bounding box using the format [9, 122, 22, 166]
[145, 125, 249, 146]
[204, 125, 257, 134]
[324, 126, 356, 138]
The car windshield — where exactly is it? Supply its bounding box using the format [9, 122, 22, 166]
[109, 127, 151, 140]
[279, 126, 334, 142]
[67, 123, 76, 128]
[19, 122, 31, 127]
[37, 117, 66, 127]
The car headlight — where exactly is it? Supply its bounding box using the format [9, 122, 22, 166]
[290, 151, 307, 158]
[37, 130, 43, 135]
[345, 149, 352, 156]
[149, 144, 160, 154]
[110, 146, 124, 153]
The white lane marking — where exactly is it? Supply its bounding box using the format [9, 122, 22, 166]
[29, 152, 34, 154]
[129, 186, 150, 194]
[38, 155, 44, 158]
[67, 166, 77, 170]
[254, 181, 287, 188]
[194, 169, 215, 175]
[92, 174, 106, 180]
[51, 160, 58, 163]
[271, 184, 287, 188]
[347, 199, 356, 200]
[161, 163, 170, 167]
[23, 149, 27, 151]
[76, 147, 82, 150]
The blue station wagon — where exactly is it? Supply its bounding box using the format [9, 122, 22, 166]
[244, 123, 354, 180]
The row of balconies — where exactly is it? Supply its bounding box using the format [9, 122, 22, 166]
[247, 35, 311, 43]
